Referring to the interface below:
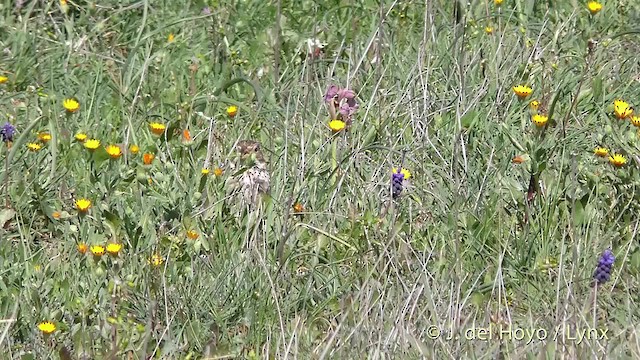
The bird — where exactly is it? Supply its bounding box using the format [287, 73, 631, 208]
[226, 140, 271, 209]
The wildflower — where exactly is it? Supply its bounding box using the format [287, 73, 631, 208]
[77, 243, 88, 254]
[391, 169, 404, 199]
[150, 254, 164, 267]
[202, 7, 211, 15]
[227, 105, 238, 118]
[513, 85, 533, 99]
[214, 167, 223, 177]
[90, 245, 105, 257]
[329, 119, 346, 133]
[106, 243, 122, 255]
[37, 321, 56, 335]
[0, 75, 8, 84]
[593, 249, 614, 284]
[105, 145, 122, 159]
[325, 85, 358, 123]
[84, 139, 100, 151]
[392, 167, 412, 180]
[27, 143, 42, 151]
[324, 85, 340, 102]
[201, 168, 210, 175]
[512, 155, 525, 164]
[167, 33, 175, 43]
[608, 153, 627, 167]
[485, 26, 494, 35]
[529, 100, 540, 111]
[52, 211, 61, 219]
[293, 202, 304, 213]
[75, 133, 87, 142]
[0, 122, 16, 143]
[38, 132, 52, 143]
[186, 230, 199, 240]
[149, 122, 166, 136]
[494, 0, 503, 5]
[613, 100, 633, 119]
[143, 153, 155, 165]
[594, 147, 609, 157]
[587, 1, 602, 15]
[75, 198, 91, 212]
[182, 129, 192, 142]
[532, 114, 548, 127]
[63, 98, 80, 113]
[129, 144, 139, 154]
[631, 116, 640, 127]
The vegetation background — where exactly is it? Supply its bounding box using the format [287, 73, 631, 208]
[1, 0, 640, 358]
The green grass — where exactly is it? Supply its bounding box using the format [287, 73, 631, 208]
[1, 0, 640, 358]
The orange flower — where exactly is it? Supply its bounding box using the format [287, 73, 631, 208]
[512, 156, 525, 164]
[293, 203, 304, 213]
[186, 230, 199, 240]
[213, 167, 223, 177]
[143, 153, 155, 165]
[77, 243, 88, 254]
[182, 129, 192, 142]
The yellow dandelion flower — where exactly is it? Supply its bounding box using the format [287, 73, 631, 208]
[213, 167, 223, 177]
[609, 153, 627, 167]
[105, 145, 122, 159]
[106, 243, 122, 255]
[392, 168, 412, 179]
[77, 243, 88, 254]
[27, 143, 42, 151]
[201, 168, 210, 175]
[485, 26, 494, 35]
[329, 119, 346, 132]
[587, 1, 602, 15]
[143, 153, 155, 165]
[0, 75, 8, 84]
[84, 139, 100, 151]
[631, 116, 640, 127]
[494, 0, 504, 5]
[37, 321, 56, 335]
[594, 147, 609, 157]
[75, 133, 87, 142]
[529, 100, 540, 111]
[226, 105, 238, 118]
[513, 85, 533, 99]
[150, 254, 164, 267]
[75, 198, 91, 212]
[532, 114, 548, 127]
[186, 230, 199, 240]
[90, 245, 105, 257]
[149, 122, 166, 136]
[167, 33, 175, 43]
[129, 144, 140, 154]
[63, 98, 80, 113]
[614, 100, 633, 119]
[37, 132, 52, 143]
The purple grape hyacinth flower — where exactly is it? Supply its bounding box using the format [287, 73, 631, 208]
[0, 122, 16, 143]
[593, 249, 615, 285]
[392, 170, 404, 199]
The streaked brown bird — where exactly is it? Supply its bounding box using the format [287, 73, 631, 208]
[226, 140, 271, 208]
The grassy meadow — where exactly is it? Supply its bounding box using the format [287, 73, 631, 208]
[1, 0, 640, 358]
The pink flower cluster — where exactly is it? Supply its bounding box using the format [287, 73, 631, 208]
[324, 85, 358, 125]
